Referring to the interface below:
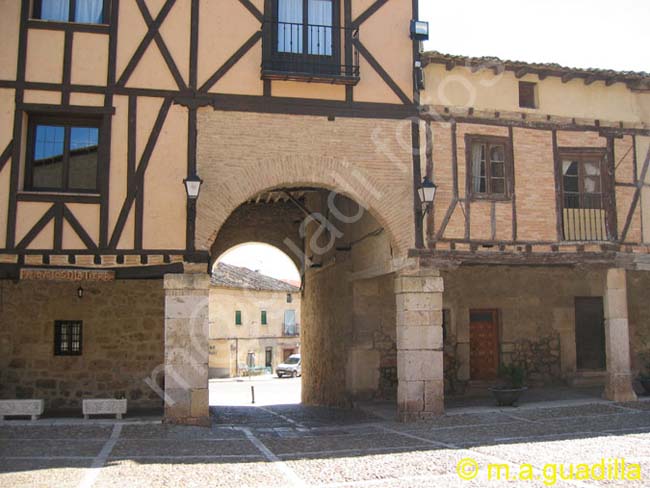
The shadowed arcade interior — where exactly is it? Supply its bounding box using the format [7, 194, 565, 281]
[209, 187, 399, 410]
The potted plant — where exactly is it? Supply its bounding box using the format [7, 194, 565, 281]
[489, 363, 528, 407]
[638, 364, 650, 395]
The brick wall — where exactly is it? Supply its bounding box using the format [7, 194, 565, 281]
[196, 110, 416, 257]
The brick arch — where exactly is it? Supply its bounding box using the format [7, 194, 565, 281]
[209, 201, 305, 272]
[196, 153, 413, 258]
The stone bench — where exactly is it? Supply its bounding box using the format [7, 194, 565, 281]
[82, 399, 127, 420]
[0, 400, 45, 421]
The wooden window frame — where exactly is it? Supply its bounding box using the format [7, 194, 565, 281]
[558, 147, 613, 241]
[559, 148, 607, 210]
[32, 0, 110, 25]
[24, 114, 103, 194]
[235, 310, 242, 326]
[519, 81, 538, 109]
[465, 134, 514, 201]
[54, 320, 83, 356]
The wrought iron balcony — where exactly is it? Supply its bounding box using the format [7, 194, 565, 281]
[262, 21, 360, 85]
[283, 323, 300, 337]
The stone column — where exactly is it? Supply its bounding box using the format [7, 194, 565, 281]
[395, 268, 444, 421]
[603, 268, 637, 402]
[163, 270, 211, 426]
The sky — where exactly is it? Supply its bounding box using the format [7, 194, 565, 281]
[420, 0, 650, 73]
[217, 243, 301, 283]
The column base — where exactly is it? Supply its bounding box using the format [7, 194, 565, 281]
[603, 373, 637, 403]
[163, 415, 211, 427]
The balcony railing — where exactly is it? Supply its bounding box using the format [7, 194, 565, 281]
[283, 323, 300, 337]
[262, 21, 360, 85]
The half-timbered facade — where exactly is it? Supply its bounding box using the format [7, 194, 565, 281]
[420, 51, 650, 399]
[2, 1, 649, 425]
[1, 0, 437, 424]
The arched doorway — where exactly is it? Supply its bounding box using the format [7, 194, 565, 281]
[209, 243, 303, 407]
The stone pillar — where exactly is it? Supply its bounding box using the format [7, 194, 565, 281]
[395, 268, 444, 421]
[603, 268, 637, 402]
[163, 270, 211, 426]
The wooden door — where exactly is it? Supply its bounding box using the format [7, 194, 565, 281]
[575, 297, 606, 370]
[469, 309, 500, 380]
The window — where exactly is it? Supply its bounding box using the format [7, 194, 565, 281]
[235, 310, 242, 325]
[560, 149, 608, 241]
[247, 352, 256, 368]
[265, 347, 273, 368]
[467, 135, 512, 199]
[519, 81, 538, 109]
[25, 117, 101, 193]
[261, 310, 268, 325]
[54, 320, 82, 355]
[33, 0, 106, 24]
[286, 293, 293, 303]
[276, 0, 334, 56]
[284, 310, 297, 336]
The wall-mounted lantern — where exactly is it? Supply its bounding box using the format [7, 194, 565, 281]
[418, 176, 437, 218]
[410, 20, 429, 41]
[77, 286, 84, 299]
[183, 174, 203, 199]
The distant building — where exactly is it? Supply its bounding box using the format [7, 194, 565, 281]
[209, 263, 301, 378]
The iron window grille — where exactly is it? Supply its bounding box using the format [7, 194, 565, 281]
[54, 320, 82, 356]
[263, 0, 360, 85]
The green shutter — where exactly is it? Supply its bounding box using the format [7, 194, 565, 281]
[261, 310, 267, 325]
[235, 310, 242, 325]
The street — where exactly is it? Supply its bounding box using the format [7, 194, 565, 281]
[210, 375, 302, 407]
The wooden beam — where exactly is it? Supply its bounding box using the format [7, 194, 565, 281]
[515, 68, 528, 79]
[352, 38, 411, 105]
[16, 204, 56, 249]
[237, 0, 263, 23]
[0, 140, 13, 174]
[109, 98, 173, 248]
[116, 0, 176, 87]
[199, 31, 262, 93]
[135, 0, 187, 91]
[621, 146, 650, 241]
[352, 0, 388, 27]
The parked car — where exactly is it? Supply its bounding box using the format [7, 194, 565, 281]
[276, 354, 301, 378]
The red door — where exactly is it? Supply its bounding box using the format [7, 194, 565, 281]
[469, 310, 500, 380]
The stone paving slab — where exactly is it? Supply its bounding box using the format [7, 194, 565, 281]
[119, 424, 247, 440]
[0, 425, 113, 439]
[0, 459, 92, 488]
[94, 459, 277, 488]
[264, 432, 431, 455]
[284, 448, 473, 485]
[0, 439, 105, 458]
[1, 402, 649, 488]
[110, 438, 260, 458]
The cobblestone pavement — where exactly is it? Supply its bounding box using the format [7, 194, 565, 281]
[2, 401, 650, 487]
